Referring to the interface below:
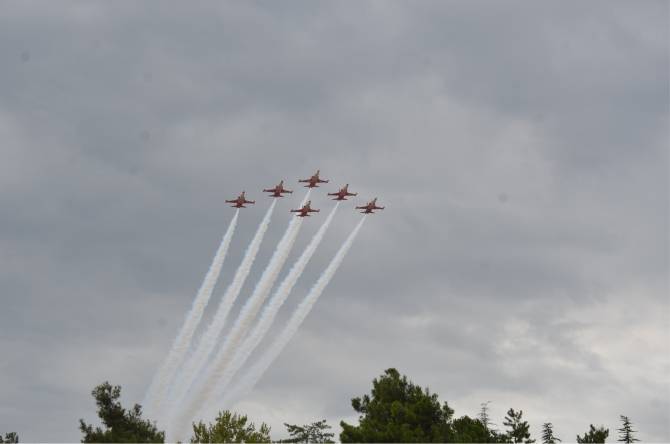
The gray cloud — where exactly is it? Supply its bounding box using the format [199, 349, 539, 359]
[0, 0, 667, 441]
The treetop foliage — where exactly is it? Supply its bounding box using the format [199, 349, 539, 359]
[0, 433, 19, 444]
[340, 368, 511, 443]
[478, 402, 496, 433]
[3, 371, 642, 443]
[503, 408, 535, 443]
[340, 368, 454, 442]
[79, 382, 164, 443]
[576, 424, 610, 443]
[617, 415, 639, 443]
[190, 410, 271, 443]
[281, 419, 335, 443]
[541, 422, 561, 444]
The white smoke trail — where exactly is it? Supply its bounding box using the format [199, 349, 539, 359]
[207, 203, 340, 408]
[167, 200, 276, 418]
[143, 210, 239, 419]
[215, 216, 365, 414]
[171, 203, 315, 438]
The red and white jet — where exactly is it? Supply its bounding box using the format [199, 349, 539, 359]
[263, 180, 293, 198]
[226, 191, 255, 208]
[290, 201, 320, 217]
[298, 170, 329, 188]
[328, 184, 357, 201]
[356, 198, 384, 214]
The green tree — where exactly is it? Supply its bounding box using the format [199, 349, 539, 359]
[450, 415, 508, 443]
[190, 410, 271, 443]
[339, 368, 454, 442]
[0, 433, 19, 443]
[503, 408, 535, 443]
[282, 420, 334, 443]
[617, 416, 638, 443]
[478, 402, 495, 433]
[576, 425, 609, 443]
[79, 382, 164, 443]
[541, 423, 560, 444]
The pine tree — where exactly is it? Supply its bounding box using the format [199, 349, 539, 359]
[503, 408, 535, 443]
[282, 420, 334, 443]
[617, 416, 638, 443]
[479, 402, 496, 432]
[541, 423, 560, 444]
[79, 382, 164, 443]
[451, 415, 508, 443]
[339, 368, 455, 442]
[190, 410, 270, 443]
[576, 425, 609, 443]
[0, 433, 19, 443]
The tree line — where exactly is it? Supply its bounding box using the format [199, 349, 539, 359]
[2, 368, 640, 443]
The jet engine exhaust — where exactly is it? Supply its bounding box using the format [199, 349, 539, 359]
[214, 216, 366, 414]
[143, 209, 239, 420]
[171, 193, 312, 434]
[204, 202, 341, 414]
[167, 200, 276, 418]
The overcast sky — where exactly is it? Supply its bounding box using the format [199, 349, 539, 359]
[1, 1, 668, 442]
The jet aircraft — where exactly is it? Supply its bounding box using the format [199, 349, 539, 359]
[263, 180, 293, 198]
[226, 191, 255, 208]
[298, 170, 329, 188]
[290, 200, 320, 217]
[356, 198, 385, 214]
[328, 184, 357, 201]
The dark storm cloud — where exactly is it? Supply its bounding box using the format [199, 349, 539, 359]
[0, 0, 667, 441]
